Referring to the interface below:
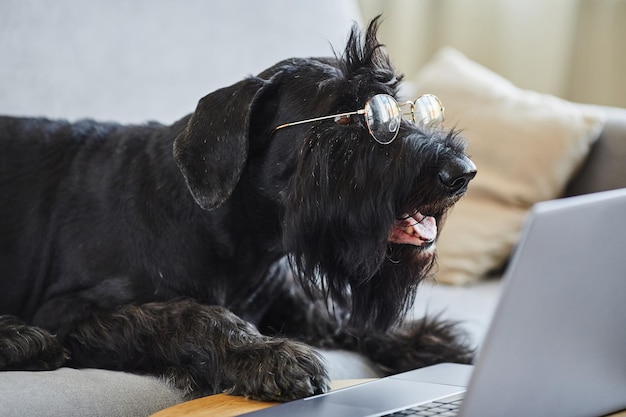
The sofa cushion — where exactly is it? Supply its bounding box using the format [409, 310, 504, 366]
[413, 48, 605, 285]
[0, 368, 185, 417]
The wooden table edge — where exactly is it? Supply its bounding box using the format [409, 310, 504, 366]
[151, 379, 376, 417]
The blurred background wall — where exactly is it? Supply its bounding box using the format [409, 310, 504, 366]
[0, 0, 361, 123]
[0, 0, 623, 125]
[358, 0, 626, 108]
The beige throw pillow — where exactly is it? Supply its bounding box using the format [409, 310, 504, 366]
[413, 48, 605, 285]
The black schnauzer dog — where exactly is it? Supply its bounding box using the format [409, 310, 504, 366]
[0, 19, 476, 401]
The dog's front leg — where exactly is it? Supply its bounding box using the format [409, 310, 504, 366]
[62, 300, 329, 401]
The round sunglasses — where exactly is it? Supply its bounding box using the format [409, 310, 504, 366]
[270, 93, 445, 144]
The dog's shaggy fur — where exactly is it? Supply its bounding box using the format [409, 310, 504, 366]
[0, 19, 476, 401]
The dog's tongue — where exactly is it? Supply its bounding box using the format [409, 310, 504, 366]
[389, 213, 437, 246]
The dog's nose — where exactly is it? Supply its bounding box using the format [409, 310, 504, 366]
[439, 156, 477, 195]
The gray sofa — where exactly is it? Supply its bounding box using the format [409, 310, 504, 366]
[1, 2, 625, 417]
[1, 105, 623, 417]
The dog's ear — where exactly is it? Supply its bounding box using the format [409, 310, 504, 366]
[173, 77, 270, 210]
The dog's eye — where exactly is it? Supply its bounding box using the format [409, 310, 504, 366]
[334, 115, 352, 125]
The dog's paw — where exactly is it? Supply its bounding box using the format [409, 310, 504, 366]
[361, 316, 475, 374]
[0, 315, 69, 371]
[224, 338, 330, 402]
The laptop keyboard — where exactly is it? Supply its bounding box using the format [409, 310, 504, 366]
[384, 392, 464, 417]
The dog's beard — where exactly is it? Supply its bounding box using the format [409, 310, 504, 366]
[282, 128, 445, 332]
[348, 243, 437, 330]
[286, 238, 436, 332]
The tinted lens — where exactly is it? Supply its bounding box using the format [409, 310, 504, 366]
[364, 94, 401, 144]
[414, 94, 445, 127]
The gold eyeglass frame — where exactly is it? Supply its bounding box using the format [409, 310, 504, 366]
[270, 93, 444, 145]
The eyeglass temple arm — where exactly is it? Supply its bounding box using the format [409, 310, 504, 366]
[270, 109, 366, 136]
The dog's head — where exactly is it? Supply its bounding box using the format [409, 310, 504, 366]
[174, 18, 476, 331]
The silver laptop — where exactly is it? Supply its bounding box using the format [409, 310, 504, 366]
[243, 188, 626, 417]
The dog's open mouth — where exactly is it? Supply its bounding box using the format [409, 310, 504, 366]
[388, 212, 437, 248]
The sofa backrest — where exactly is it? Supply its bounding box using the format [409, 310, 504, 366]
[0, 1, 361, 124]
[565, 105, 626, 196]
